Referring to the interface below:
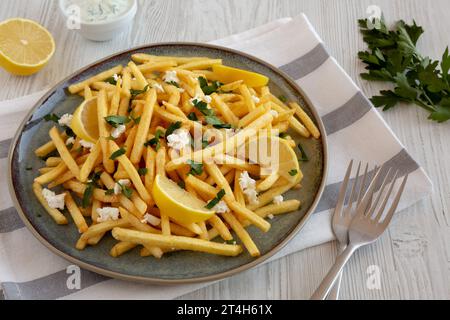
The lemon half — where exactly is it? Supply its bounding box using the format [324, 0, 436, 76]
[0, 18, 55, 76]
[152, 174, 215, 224]
[70, 97, 99, 143]
[213, 64, 269, 87]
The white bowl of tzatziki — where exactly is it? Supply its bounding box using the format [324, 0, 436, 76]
[59, 0, 137, 41]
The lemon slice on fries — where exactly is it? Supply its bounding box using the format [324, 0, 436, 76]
[152, 174, 215, 224]
[212, 64, 269, 87]
[0, 18, 55, 76]
[70, 97, 99, 143]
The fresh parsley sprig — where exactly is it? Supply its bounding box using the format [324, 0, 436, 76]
[358, 16, 450, 122]
[192, 99, 232, 129]
[205, 189, 226, 209]
[187, 160, 203, 175]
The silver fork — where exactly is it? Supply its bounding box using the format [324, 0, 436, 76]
[311, 166, 408, 300]
[327, 160, 371, 300]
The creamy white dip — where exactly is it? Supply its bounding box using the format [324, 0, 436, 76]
[64, 0, 132, 23]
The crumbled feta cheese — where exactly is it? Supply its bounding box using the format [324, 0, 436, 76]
[239, 171, 259, 205]
[113, 73, 119, 82]
[167, 129, 191, 151]
[111, 124, 126, 139]
[141, 213, 161, 226]
[79, 140, 94, 150]
[273, 195, 284, 204]
[270, 110, 279, 118]
[114, 179, 131, 195]
[213, 201, 229, 213]
[204, 95, 212, 104]
[243, 188, 259, 205]
[252, 96, 260, 104]
[163, 70, 180, 84]
[239, 171, 256, 190]
[153, 83, 164, 92]
[42, 188, 66, 210]
[58, 113, 73, 127]
[267, 214, 275, 220]
[96, 207, 120, 222]
[65, 137, 75, 146]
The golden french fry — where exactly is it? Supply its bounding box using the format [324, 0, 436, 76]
[34, 162, 67, 185]
[210, 93, 239, 126]
[208, 215, 232, 241]
[238, 104, 268, 128]
[110, 241, 137, 257]
[239, 84, 256, 112]
[225, 197, 271, 232]
[68, 65, 123, 94]
[128, 61, 148, 90]
[97, 90, 115, 173]
[32, 182, 68, 225]
[254, 200, 301, 218]
[45, 157, 61, 167]
[289, 102, 321, 139]
[256, 171, 280, 192]
[222, 212, 260, 257]
[138, 60, 177, 73]
[48, 170, 75, 188]
[76, 219, 130, 250]
[49, 127, 80, 179]
[130, 89, 156, 164]
[160, 213, 171, 236]
[219, 80, 243, 92]
[204, 162, 235, 199]
[65, 192, 89, 233]
[155, 146, 166, 177]
[112, 227, 242, 256]
[79, 141, 101, 182]
[177, 59, 222, 70]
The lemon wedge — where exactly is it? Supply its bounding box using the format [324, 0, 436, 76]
[213, 64, 269, 87]
[245, 135, 301, 183]
[0, 18, 55, 76]
[70, 97, 99, 143]
[152, 174, 215, 224]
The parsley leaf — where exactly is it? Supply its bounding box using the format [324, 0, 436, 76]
[279, 132, 288, 139]
[104, 115, 130, 128]
[130, 85, 149, 98]
[297, 143, 309, 162]
[187, 112, 198, 121]
[104, 76, 117, 85]
[289, 169, 298, 176]
[205, 189, 226, 209]
[192, 99, 231, 128]
[120, 183, 133, 198]
[138, 168, 148, 176]
[187, 160, 203, 175]
[166, 81, 180, 88]
[82, 172, 101, 208]
[165, 121, 182, 137]
[144, 129, 164, 150]
[105, 188, 115, 196]
[278, 95, 287, 103]
[44, 113, 60, 123]
[358, 15, 450, 122]
[198, 76, 222, 95]
[177, 181, 186, 189]
[110, 148, 126, 160]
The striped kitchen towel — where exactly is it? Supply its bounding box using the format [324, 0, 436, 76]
[0, 14, 432, 299]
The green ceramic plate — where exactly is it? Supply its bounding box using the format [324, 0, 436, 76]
[8, 43, 328, 284]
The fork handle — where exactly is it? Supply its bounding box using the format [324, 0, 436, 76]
[311, 243, 359, 300]
[326, 244, 346, 300]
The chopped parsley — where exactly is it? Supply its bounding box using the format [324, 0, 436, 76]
[187, 160, 203, 176]
[289, 169, 298, 176]
[166, 81, 180, 88]
[119, 183, 133, 198]
[165, 121, 182, 137]
[104, 76, 117, 85]
[187, 112, 198, 121]
[105, 188, 115, 195]
[278, 95, 288, 103]
[297, 143, 309, 162]
[279, 132, 288, 139]
[104, 115, 130, 128]
[205, 189, 226, 209]
[44, 113, 60, 123]
[198, 76, 223, 95]
[144, 129, 164, 151]
[138, 168, 148, 176]
[82, 172, 101, 208]
[192, 99, 231, 129]
[110, 148, 126, 160]
[130, 85, 149, 98]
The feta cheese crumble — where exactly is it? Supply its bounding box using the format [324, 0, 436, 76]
[273, 195, 284, 204]
[65, 137, 75, 146]
[58, 113, 73, 127]
[167, 129, 191, 151]
[152, 83, 165, 93]
[163, 70, 180, 84]
[113, 73, 120, 82]
[96, 207, 120, 222]
[114, 179, 131, 195]
[111, 124, 126, 139]
[141, 213, 161, 226]
[239, 171, 259, 205]
[42, 188, 66, 210]
[251, 95, 260, 104]
[190, 95, 212, 106]
[213, 201, 229, 213]
[270, 110, 279, 118]
[204, 95, 212, 104]
[267, 214, 275, 220]
[79, 140, 94, 150]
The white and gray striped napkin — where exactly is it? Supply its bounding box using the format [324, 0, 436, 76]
[0, 14, 432, 300]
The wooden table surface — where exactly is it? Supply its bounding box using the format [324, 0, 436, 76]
[0, 0, 449, 300]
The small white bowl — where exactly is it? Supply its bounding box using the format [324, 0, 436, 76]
[59, 0, 137, 41]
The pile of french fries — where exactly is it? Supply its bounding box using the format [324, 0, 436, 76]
[32, 53, 320, 259]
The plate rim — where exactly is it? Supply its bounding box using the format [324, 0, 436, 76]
[7, 41, 329, 285]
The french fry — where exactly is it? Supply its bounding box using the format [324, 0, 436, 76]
[110, 241, 137, 257]
[225, 198, 271, 232]
[289, 102, 321, 139]
[34, 162, 67, 185]
[97, 90, 115, 173]
[138, 60, 177, 73]
[234, 170, 246, 205]
[177, 59, 222, 70]
[109, 141, 152, 203]
[238, 104, 268, 128]
[32, 182, 68, 225]
[222, 212, 260, 257]
[79, 141, 101, 182]
[160, 213, 171, 235]
[49, 127, 80, 179]
[112, 228, 242, 256]
[131, 53, 207, 64]
[269, 101, 310, 138]
[109, 81, 122, 115]
[130, 89, 156, 164]
[84, 85, 93, 99]
[256, 171, 280, 192]
[48, 170, 75, 188]
[76, 219, 130, 250]
[38, 167, 54, 174]
[65, 192, 89, 233]
[156, 146, 166, 177]
[68, 65, 123, 94]
[219, 80, 243, 92]
[198, 221, 209, 240]
[239, 84, 256, 112]
[208, 215, 232, 241]
[144, 146, 156, 192]
[45, 157, 62, 167]
[248, 179, 296, 210]
[128, 61, 148, 90]
[210, 93, 239, 126]
[204, 162, 235, 199]
[254, 200, 301, 218]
